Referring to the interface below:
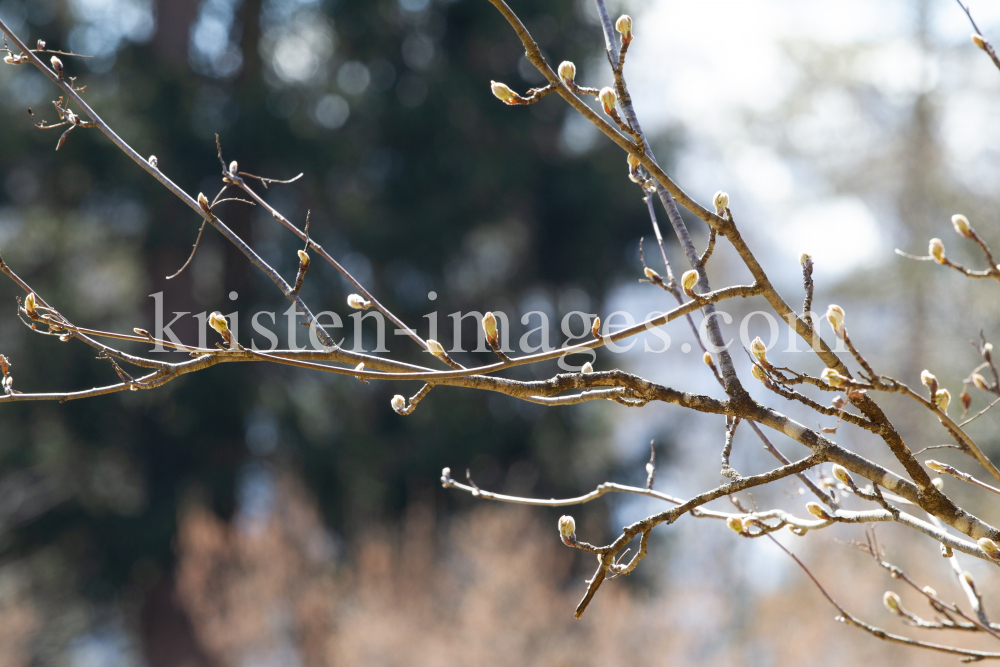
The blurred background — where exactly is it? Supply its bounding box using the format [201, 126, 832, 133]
[0, 0, 999, 664]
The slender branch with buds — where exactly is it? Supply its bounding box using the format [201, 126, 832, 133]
[1, 2, 1000, 660]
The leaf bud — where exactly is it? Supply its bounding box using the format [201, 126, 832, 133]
[925, 459, 947, 473]
[831, 464, 852, 485]
[713, 190, 729, 212]
[50, 55, 63, 76]
[615, 14, 633, 40]
[24, 292, 37, 318]
[920, 369, 936, 388]
[962, 571, 975, 587]
[831, 395, 846, 410]
[483, 311, 497, 341]
[972, 33, 987, 50]
[935, 388, 950, 413]
[922, 586, 937, 597]
[806, 502, 831, 519]
[37, 40, 46, 50]
[347, 294, 371, 310]
[821, 368, 845, 387]
[883, 591, 901, 614]
[197, 192, 211, 215]
[598, 86, 617, 113]
[557, 60, 576, 83]
[391, 395, 406, 413]
[558, 515, 576, 541]
[929, 237, 945, 263]
[490, 80, 516, 102]
[643, 266, 661, 282]
[427, 339, 445, 357]
[931, 477, 943, 490]
[208, 311, 230, 336]
[297, 249, 310, 266]
[229, 160, 238, 175]
[581, 361, 593, 374]
[681, 270, 698, 295]
[703, 352, 714, 367]
[148, 155, 158, 168]
[952, 214, 973, 238]
[800, 252, 812, 267]
[978, 537, 1000, 560]
[750, 336, 767, 363]
[972, 372, 990, 391]
[591, 316, 601, 338]
[825, 304, 845, 336]
[750, 364, 765, 382]
[727, 516, 744, 533]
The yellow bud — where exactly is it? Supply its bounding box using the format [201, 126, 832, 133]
[615, 14, 633, 39]
[643, 266, 661, 282]
[427, 339, 445, 357]
[297, 249, 309, 264]
[627, 153, 640, 169]
[558, 515, 576, 538]
[972, 33, 987, 50]
[935, 388, 950, 413]
[972, 372, 990, 391]
[727, 517, 743, 533]
[703, 352, 714, 367]
[825, 304, 845, 333]
[208, 311, 229, 335]
[681, 270, 699, 294]
[799, 253, 812, 267]
[883, 591, 901, 614]
[347, 294, 370, 310]
[925, 459, 947, 473]
[929, 238, 945, 263]
[591, 316, 601, 338]
[557, 60, 576, 82]
[391, 395, 406, 412]
[483, 311, 497, 340]
[751, 364, 765, 382]
[978, 537, 1000, 559]
[490, 80, 516, 102]
[821, 368, 845, 387]
[806, 502, 830, 519]
[831, 464, 851, 485]
[962, 571, 975, 587]
[952, 214, 973, 238]
[581, 361, 593, 374]
[713, 190, 729, 212]
[750, 336, 767, 363]
[24, 292, 37, 317]
[598, 86, 617, 112]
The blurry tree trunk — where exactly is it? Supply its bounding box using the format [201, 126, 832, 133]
[141, 575, 215, 667]
[152, 0, 199, 70]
